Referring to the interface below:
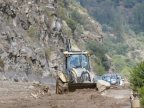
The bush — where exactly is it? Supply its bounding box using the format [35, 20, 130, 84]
[28, 25, 39, 40]
[138, 87, 144, 107]
[71, 10, 87, 25]
[90, 56, 105, 75]
[86, 41, 107, 59]
[130, 61, 144, 107]
[65, 18, 77, 32]
[0, 58, 4, 71]
[86, 41, 109, 71]
[130, 62, 144, 90]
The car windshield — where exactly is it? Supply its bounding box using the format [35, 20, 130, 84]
[111, 75, 116, 79]
[67, 54, 90, 70]
[105, 76, 111, 81]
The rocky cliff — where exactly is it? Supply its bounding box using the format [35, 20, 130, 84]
[0, 0, 103, 82]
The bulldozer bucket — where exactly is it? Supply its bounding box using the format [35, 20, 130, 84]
[68, 83, 97, 92]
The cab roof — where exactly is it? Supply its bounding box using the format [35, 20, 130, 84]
[63, 51, 89, 55]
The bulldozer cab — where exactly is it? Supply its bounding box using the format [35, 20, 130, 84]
[64, 51, 90, 73]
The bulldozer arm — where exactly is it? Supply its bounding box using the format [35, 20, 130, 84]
[57, 72, 67, 83]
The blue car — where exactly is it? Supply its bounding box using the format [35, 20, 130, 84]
[102, 73, 119, 85]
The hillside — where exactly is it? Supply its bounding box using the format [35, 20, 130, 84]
[78, 0, 144, 75]
[0, 0, 103, 82]
[1, 0, 143, 80]
[79, 0, 144, 33]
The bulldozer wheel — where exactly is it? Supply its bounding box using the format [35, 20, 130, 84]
[56, 78, 68, 94]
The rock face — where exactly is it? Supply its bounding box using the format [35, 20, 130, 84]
[0, 0, 104, 82]
[0, 0, 65, 82]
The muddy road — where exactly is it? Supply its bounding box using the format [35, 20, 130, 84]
[0, 81, 131, 108]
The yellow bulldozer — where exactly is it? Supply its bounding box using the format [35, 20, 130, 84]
[56, 39, 97, 94]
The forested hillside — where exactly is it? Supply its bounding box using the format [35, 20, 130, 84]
[78, 0, 144, 76]
[79, 0, 144, 33]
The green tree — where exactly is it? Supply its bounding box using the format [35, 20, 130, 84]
[131, 3, 144, 33]
[123, 0, 137, 8]
[130, 62, 144, 107]
[86, 41, 110, 71]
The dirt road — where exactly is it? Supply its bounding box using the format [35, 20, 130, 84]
[0, 81, 131, 108]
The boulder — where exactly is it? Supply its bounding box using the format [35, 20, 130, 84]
[97, 80, 110, 92]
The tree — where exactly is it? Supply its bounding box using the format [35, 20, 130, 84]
[131, 3, 144, 33]
[86, 41, 110, 71]
[123, 0, 137, 8]
[130, 62, 144, 107]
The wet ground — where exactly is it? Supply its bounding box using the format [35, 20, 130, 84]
[0, 81, 131, 108]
